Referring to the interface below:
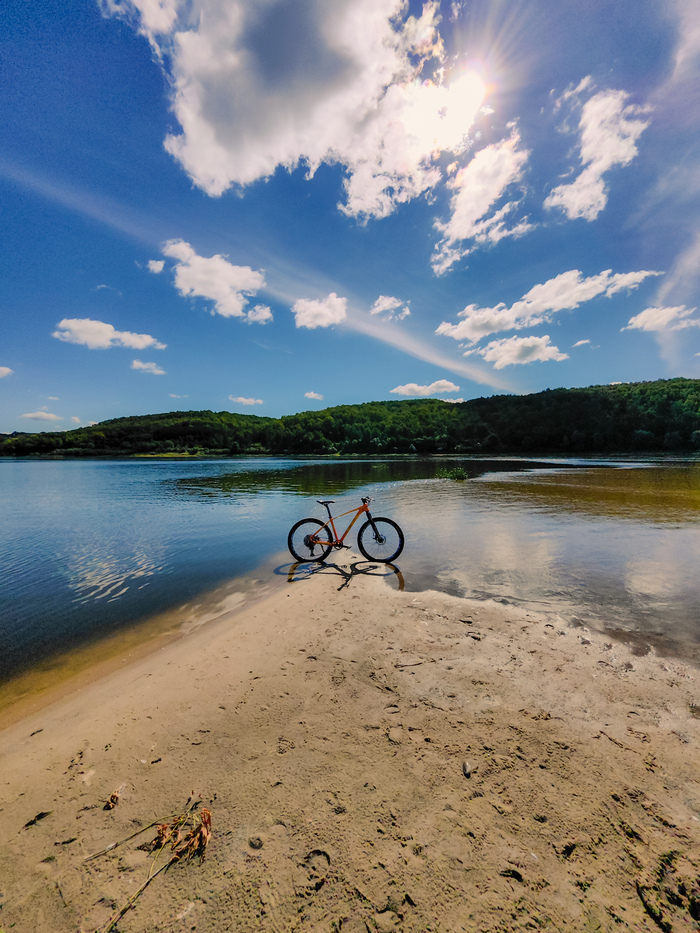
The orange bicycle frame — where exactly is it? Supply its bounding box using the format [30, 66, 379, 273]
[318, 501, 370, 546]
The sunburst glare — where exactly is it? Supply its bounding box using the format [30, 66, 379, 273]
[402, 69, 487, 160]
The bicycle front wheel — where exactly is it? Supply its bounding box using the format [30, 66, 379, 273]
[357, 517, 404, 563]
[288, 518, 333, 562]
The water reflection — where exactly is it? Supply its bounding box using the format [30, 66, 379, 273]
[282, 559, 405, 591]
[478, 464, 700, 522]
[1, 457, 699, 685]
[167, 457, 570, 498]
[383, 467, 700, 662]
[63, 542, 165, 604]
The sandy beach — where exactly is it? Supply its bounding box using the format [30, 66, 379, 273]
[1, 558, 699, 932]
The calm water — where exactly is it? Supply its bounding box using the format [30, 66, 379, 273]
[1, 456, 699, 683]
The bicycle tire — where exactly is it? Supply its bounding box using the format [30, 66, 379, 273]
[357, 517, 404, 563]
[288, 518, 334, 562]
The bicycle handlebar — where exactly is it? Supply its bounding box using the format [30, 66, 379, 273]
[361, 496, 372, 504]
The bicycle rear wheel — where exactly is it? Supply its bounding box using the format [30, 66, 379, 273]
[288, 518, 333, 562]
[357, 517, 404, 563]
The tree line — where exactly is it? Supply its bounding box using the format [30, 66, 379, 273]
[2, 378, 700, 458]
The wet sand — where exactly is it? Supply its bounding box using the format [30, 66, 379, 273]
[0, 558, 287, 730]
[1, 557, 699, 932]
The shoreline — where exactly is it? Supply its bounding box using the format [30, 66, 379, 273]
[0, 552, 290, 731]
[4, 542, 699, 734]
[1, 559, 699, 932]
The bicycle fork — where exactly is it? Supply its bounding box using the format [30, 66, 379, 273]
[364, 508, 386, 544]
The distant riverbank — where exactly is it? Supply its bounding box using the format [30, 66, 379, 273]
[3, 377, 700, 458]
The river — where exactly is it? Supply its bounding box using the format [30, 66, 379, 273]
[1, 456, 699, 691]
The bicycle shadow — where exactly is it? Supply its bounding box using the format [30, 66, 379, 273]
[275, 559, 405, 592]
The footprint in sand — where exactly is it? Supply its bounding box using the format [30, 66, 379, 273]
[301, 849, 331, 891]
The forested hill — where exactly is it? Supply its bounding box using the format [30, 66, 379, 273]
[3, 378, 700, 457]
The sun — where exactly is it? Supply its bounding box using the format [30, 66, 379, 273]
[401, 69, 488, 161]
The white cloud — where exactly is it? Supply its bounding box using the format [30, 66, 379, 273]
[245, 304, 273, 324]
[345, 304, 515, 391]
[162, 239, 266, 319]
[656, 230, 700, 307]
[552, 75, 595, 113]
[0, 367, 13, 379]
[545, 87, 651, 221]
[390, 378, 460, 396]
[53, 318, 166, 350]
[71, 416, 81, 424]
[304, 391, 324, 400]
[229, 395, 263, 405]
[474, 335, 569, 369]
[432, 130, 531, 274]
[370, 294, 410, 321]
[48, 395, 59, 400]
[131, 359, 166, 374]
[436, 268, 660, 344]
[371, 295, 402, 315]
[291, 292, 347, 329]
[572, 339, 591, 347]
[99, 0, 179, 43]
[169, 393, 189, 398]
[622, 305, 700, 332]
[657, 0, 700, 95]
[148, 259, 165, 273]
[338, 69, 486, 220]
[101, 0, 489, 220]
[22, 411, 63, 421]
[674, 2, 700, 73]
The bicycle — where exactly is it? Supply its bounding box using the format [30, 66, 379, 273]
[287, 496, 404, 563]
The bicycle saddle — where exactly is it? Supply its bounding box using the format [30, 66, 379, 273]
[317, 499, 335, 505]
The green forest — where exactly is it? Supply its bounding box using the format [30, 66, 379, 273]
[3, 378, 700, 458]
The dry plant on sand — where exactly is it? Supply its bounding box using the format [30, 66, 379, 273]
[85, 796, 212, 933]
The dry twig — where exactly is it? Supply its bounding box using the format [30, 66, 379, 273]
[90, 799, 212, 933]
[103, 783, 126, 811]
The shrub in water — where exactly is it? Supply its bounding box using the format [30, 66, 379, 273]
[435, 466, 469, 480]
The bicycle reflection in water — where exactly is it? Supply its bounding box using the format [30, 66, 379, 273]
[281, 560, 405, 592]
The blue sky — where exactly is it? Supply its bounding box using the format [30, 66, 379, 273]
[2, 0, 700, 433]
